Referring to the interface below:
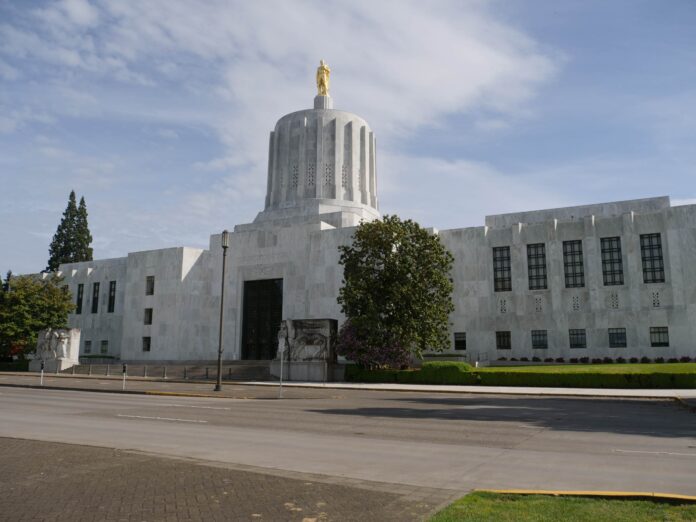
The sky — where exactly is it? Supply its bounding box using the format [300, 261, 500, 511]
[1, 0, 695, 275]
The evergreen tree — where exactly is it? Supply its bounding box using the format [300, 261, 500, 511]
[75, 196, 94, 262]
[46, 191, 93, 271]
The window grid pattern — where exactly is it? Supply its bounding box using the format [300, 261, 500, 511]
[563, 240, 585, 288]
[108, 281, 116, 313]
[527, 243, 547, 290]
[307, 163, 315, 186]
[569, 329, 586, 349]
[144, 308, 153, 325]
[76, 284, 84, 315]
[650, 326, 669, 347]
[496, 331, 511, 350]
[531, 329, 548, 349]
[91, 282, 99, 314]
[341, 164, 348, 188]
[640, 233, 665, 283]
[493, 246, 512, 292]
[454, 332, 466, 351]
[601, 237, 624, 286]
[323, 163, 333, 185]
[142, 337, 151, 352]
[84, 340, 91, 354]
[145, 276, 155, 296]
[100, 340, 108, 354]
[291, 165, 299, 188]
[608, 327, 627, 348]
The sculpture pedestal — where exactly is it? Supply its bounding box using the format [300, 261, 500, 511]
[29, 328, 81, 373]
[271, 318, 339, 381]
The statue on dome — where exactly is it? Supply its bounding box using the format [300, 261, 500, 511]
[316, 60, 330, 96]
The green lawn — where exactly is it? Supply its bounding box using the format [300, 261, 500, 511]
[430, 492, 696, 522]
[478, 363, 696, 374]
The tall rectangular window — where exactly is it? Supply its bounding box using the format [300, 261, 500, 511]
[496, 331, 511, 350]
[563, 240, 585, 288]
[493, 246, 511, 292]
[144, 308, 153, 325]
[640, 233, 665, 283]
[601, 237, 624, 286]
[650, 326, 669, 347]
[100, 340, 108, 354]
[454, 332, 466, 351]
[145, 275, 155, 295]
[142, 336, 151, 352]
[527, 243, 547, 290]
[83, 340, 91, 354]
[608, 327, 627, 348]
[569, 329, 586, 349]
[108, 281, 116, 313]
[91, 282, 100, 314]
[76, 284, 84, 314]
[531, 329, 548, 349]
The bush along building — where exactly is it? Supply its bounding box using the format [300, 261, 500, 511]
[56, 64, 696, 365]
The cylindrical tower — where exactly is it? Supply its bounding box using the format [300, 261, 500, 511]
[254, 69, 380, 226]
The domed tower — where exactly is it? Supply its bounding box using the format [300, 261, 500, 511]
[254, 61, 380, 227]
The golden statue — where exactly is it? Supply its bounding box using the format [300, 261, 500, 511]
[316, 59, 330, 96]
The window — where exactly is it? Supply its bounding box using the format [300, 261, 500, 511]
[108, 281, 116, 313]
[527, 243, 547, 290]
[496, 331, 511, 350]
[608, 328, 627, 348]
[454, 332, 466, 351]
[142, 336, 151, 352]
[569, 329, 586, 349]
[493, 246, 511, 292]
[563, 240, 585, 288]
[144, 308, 153, 325]
[76, 284, 84, 314]
[145, 275, 155, 295]
[84, 340, 91, 354]
[100, 340, 108, 354]
[91, 282, 100, 313]
[601, 237, 624, 286]
[650, 326, 669, 347]
[531, 329, 548, 349]
[640, 234, 665, 283]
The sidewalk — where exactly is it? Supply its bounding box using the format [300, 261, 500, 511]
[1, 371, 695, 403]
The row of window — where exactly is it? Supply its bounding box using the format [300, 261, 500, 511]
[83, 339, 109, 354]
[74, 276, 156, 315]
[453, 327, 670, 350]
[493, 233, 665, 292]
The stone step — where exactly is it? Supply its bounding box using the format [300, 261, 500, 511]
[62, 362, 271, 381]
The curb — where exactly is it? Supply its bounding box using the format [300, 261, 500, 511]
[674, 397, 696, 413]
[477, 489, 696, 503]
[0, 382, 228, 399]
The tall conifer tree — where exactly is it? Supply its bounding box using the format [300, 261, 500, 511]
[46, 191, 93, 271]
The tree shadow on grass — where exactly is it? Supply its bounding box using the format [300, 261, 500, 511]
[307, 395, 696, 439]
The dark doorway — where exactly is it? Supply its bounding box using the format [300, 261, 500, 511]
[241, 278, 283, 360]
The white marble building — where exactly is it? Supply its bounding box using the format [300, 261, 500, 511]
[57, 86, 696, 363]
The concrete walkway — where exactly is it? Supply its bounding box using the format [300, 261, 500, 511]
[1, 371, 695, 403]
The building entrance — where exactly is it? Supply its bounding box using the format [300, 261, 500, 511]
[241, 279, 283, 360]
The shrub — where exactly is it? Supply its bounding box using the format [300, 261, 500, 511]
[603, 357, 613, 364]
[555, 357, 564, 363]
[570, 358, 578, 364]
[529, 357, 537, 362]
[655, 357, 665, 364]
[616, 357, 626, 364]
[510, 357, 518, 361]
[641, 356, 652, 364]
[680, 356, 692, 363]
[668, 358, 678, 363]
[630, 357, 639, 363]
[580, 357, 589, 364]
[497, 357, 507, 361]
[544, 357, 554, 363]
[335, 320, 410, 369]
[591, 358, 602, 364]
[521, 357, 530, 362]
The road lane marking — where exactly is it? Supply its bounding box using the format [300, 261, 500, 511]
[116, 414, 208, 423]
[613, 449, 696, 457]
[158, 403, 232, 410]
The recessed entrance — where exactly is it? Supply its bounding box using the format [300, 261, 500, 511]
[241, 278, 283, 360]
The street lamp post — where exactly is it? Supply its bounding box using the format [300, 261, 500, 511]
[215, 230, 230, 392]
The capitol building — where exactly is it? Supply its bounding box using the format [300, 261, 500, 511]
[57, 64, 696, 364]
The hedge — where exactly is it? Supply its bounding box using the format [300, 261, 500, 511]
[345, 361, 696, 389]
[0, 360, 29, 372]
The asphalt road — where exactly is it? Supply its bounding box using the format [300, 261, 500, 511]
[1, 386, 695, 496]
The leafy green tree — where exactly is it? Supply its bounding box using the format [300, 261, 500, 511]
[46, 191, 93, 271]
[0, 274, 74, 358]
[337, 215, 454, 366]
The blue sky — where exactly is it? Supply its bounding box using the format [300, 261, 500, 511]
[1, 0, 695, 275]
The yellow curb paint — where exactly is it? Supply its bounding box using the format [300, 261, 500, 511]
[477, 489, 696, 503]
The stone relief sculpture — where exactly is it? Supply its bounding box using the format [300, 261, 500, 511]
[30, 328, 81, 372]
[316, 59, 330, 96]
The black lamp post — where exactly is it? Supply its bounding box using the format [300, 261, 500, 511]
[215, 229, 230, 392]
